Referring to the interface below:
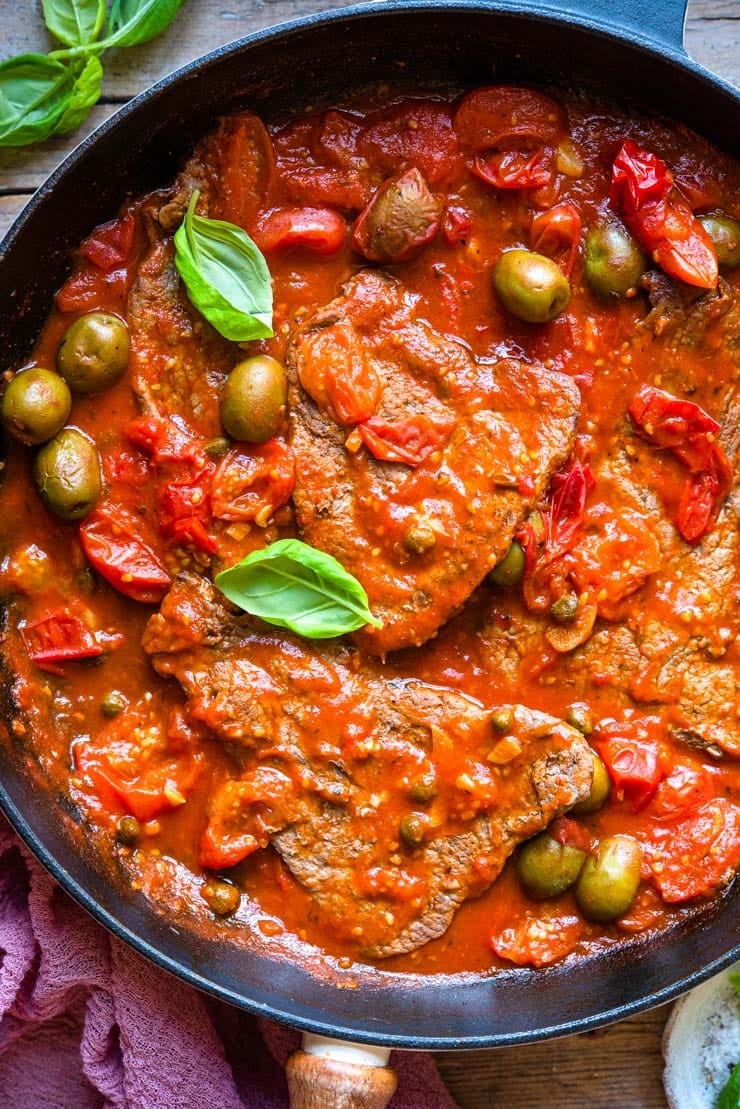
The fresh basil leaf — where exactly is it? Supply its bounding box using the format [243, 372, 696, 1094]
[718, 1063, 740, 1109]
[42, 0, 106, 47]
[0, 54, 77, 147]
[174, 190, 273, 342]
[105, 0, 186, 48]
[54, 55, 103, 135]
[215, 539, 382, 639]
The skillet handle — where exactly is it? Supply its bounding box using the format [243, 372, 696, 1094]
[286, 1035, 397, 1108]
[506, 0, 689, 53]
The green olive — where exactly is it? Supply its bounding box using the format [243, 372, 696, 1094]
[400, 812, 430, 848]
[1, 368, 72, 446]
[202, 879, 241, 916]
[220, 355, 287, 443]
[575, 834, 642, 922]
[585, 221, 646, 297]
[517, 830, 587, 899]
[116, 815, 141, 846]
[566, 703, 594, 736]
[57, 313, 130, 394]
[699, 215, 740, 270]
[408, 770, 438, 804]
[489, 540, 525, 587]
[33, 427, 102, 521]
[493, 249, 571, 323]
[572, 750, 612, 814]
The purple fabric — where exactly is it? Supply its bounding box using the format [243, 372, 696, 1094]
[0, 816, 457, 1108]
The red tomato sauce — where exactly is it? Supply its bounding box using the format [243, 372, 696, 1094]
[0, 83, 738, 977]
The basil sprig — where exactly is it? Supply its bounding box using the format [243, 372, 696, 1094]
[0, 1, 184, 148]
[215, 539, 382, 639]
[174, 191, 274, 342]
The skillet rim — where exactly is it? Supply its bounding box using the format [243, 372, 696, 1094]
[0, 0, 738, 1048]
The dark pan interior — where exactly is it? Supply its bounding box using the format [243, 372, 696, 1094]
[0, 2, 738, 1047]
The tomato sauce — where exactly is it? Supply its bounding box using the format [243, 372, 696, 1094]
[0, 83, 738, 977]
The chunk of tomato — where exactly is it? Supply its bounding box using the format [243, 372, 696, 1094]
[257, 207, 346, 256]
[21, 608, 102, 675]
[80, 504, 171, 604]
[358, 413, 454, 467]
[643, 799, 740, 902]
[199, 768, 295, 869]
[210, 440, 295, 525]
[595, 723, 664, 810]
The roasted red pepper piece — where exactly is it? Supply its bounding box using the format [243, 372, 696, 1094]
[628, 385, 731, 542]
[358, 413, 454, 467]
[609, 141, 718, 288]
[159, 478, 218, 555]
[21, 610, 102, 675]
[257, 206, 346, 256]
[80, 505, 172, 604]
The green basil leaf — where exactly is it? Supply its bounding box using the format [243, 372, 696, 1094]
[174, 190, 273, 342]
[105, 0, 186, 48]
[42, 0, 106, 46]
[214, 539, 382, 639]
[0, 54, 77, 147]
[53, 55, 103, 135]
[718, 1063, 740, 1109]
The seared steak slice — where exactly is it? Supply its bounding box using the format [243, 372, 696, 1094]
[287, 270, 580, 654]
[144, 574, 592, 957]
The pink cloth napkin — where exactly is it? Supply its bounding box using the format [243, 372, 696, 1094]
[0, 816, 457, 1108]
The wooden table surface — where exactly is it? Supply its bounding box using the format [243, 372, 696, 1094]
[1, 3, 737, 1106]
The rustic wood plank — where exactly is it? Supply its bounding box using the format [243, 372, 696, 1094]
[0, 195, 29, 242]
[435, 1006, 671, 1108]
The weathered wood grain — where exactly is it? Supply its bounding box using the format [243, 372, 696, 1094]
[0, 4, 735, 1106]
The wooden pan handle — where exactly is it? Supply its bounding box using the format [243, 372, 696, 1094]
[286, 1034, 397, 1109]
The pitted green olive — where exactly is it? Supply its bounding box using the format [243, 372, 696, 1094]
[585, 221, 646, 297]
[517, 830, 588, 899]
[57, 313, 130, 394]
[699, 215, 740, 270]
[220, 355, 288, 443]
[33, 427, 102, 520]
[493, 249, 571, 323]
[575, 834, 642, 922]
[572, 750, 612, 814]
[1, 368, 72, 445]
[490, 540, 525, 587]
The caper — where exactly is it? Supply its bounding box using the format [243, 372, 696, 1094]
[575, 834, 642, 922]
[491, 707, 514, 734]
[517, 830, 587, 899]
[33, 427, 102, 521]
[408, 770, 438, 803]
[572, 750, 612, 815]
[493, 249, 571, 323]
[204, 436, 232, 458]
[57, 312, 130, 394]
[220, 355, 287, 443]
[400, 812, 430, 848]
[551, 594, 579, 624]
[566, 702, 594, 735]
[699, 215, 740, 270]
[101, 690, 128, 717]
[585, 221, 646, 298]
[404, 521, 436, 554]
[202, 879, 241, 916]
[489, 540, 525, 587]
[1, 368, 72, 446]
[116, 815, 141, 846]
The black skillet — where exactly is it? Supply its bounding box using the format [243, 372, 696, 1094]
[0, 0, 738, 1090]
